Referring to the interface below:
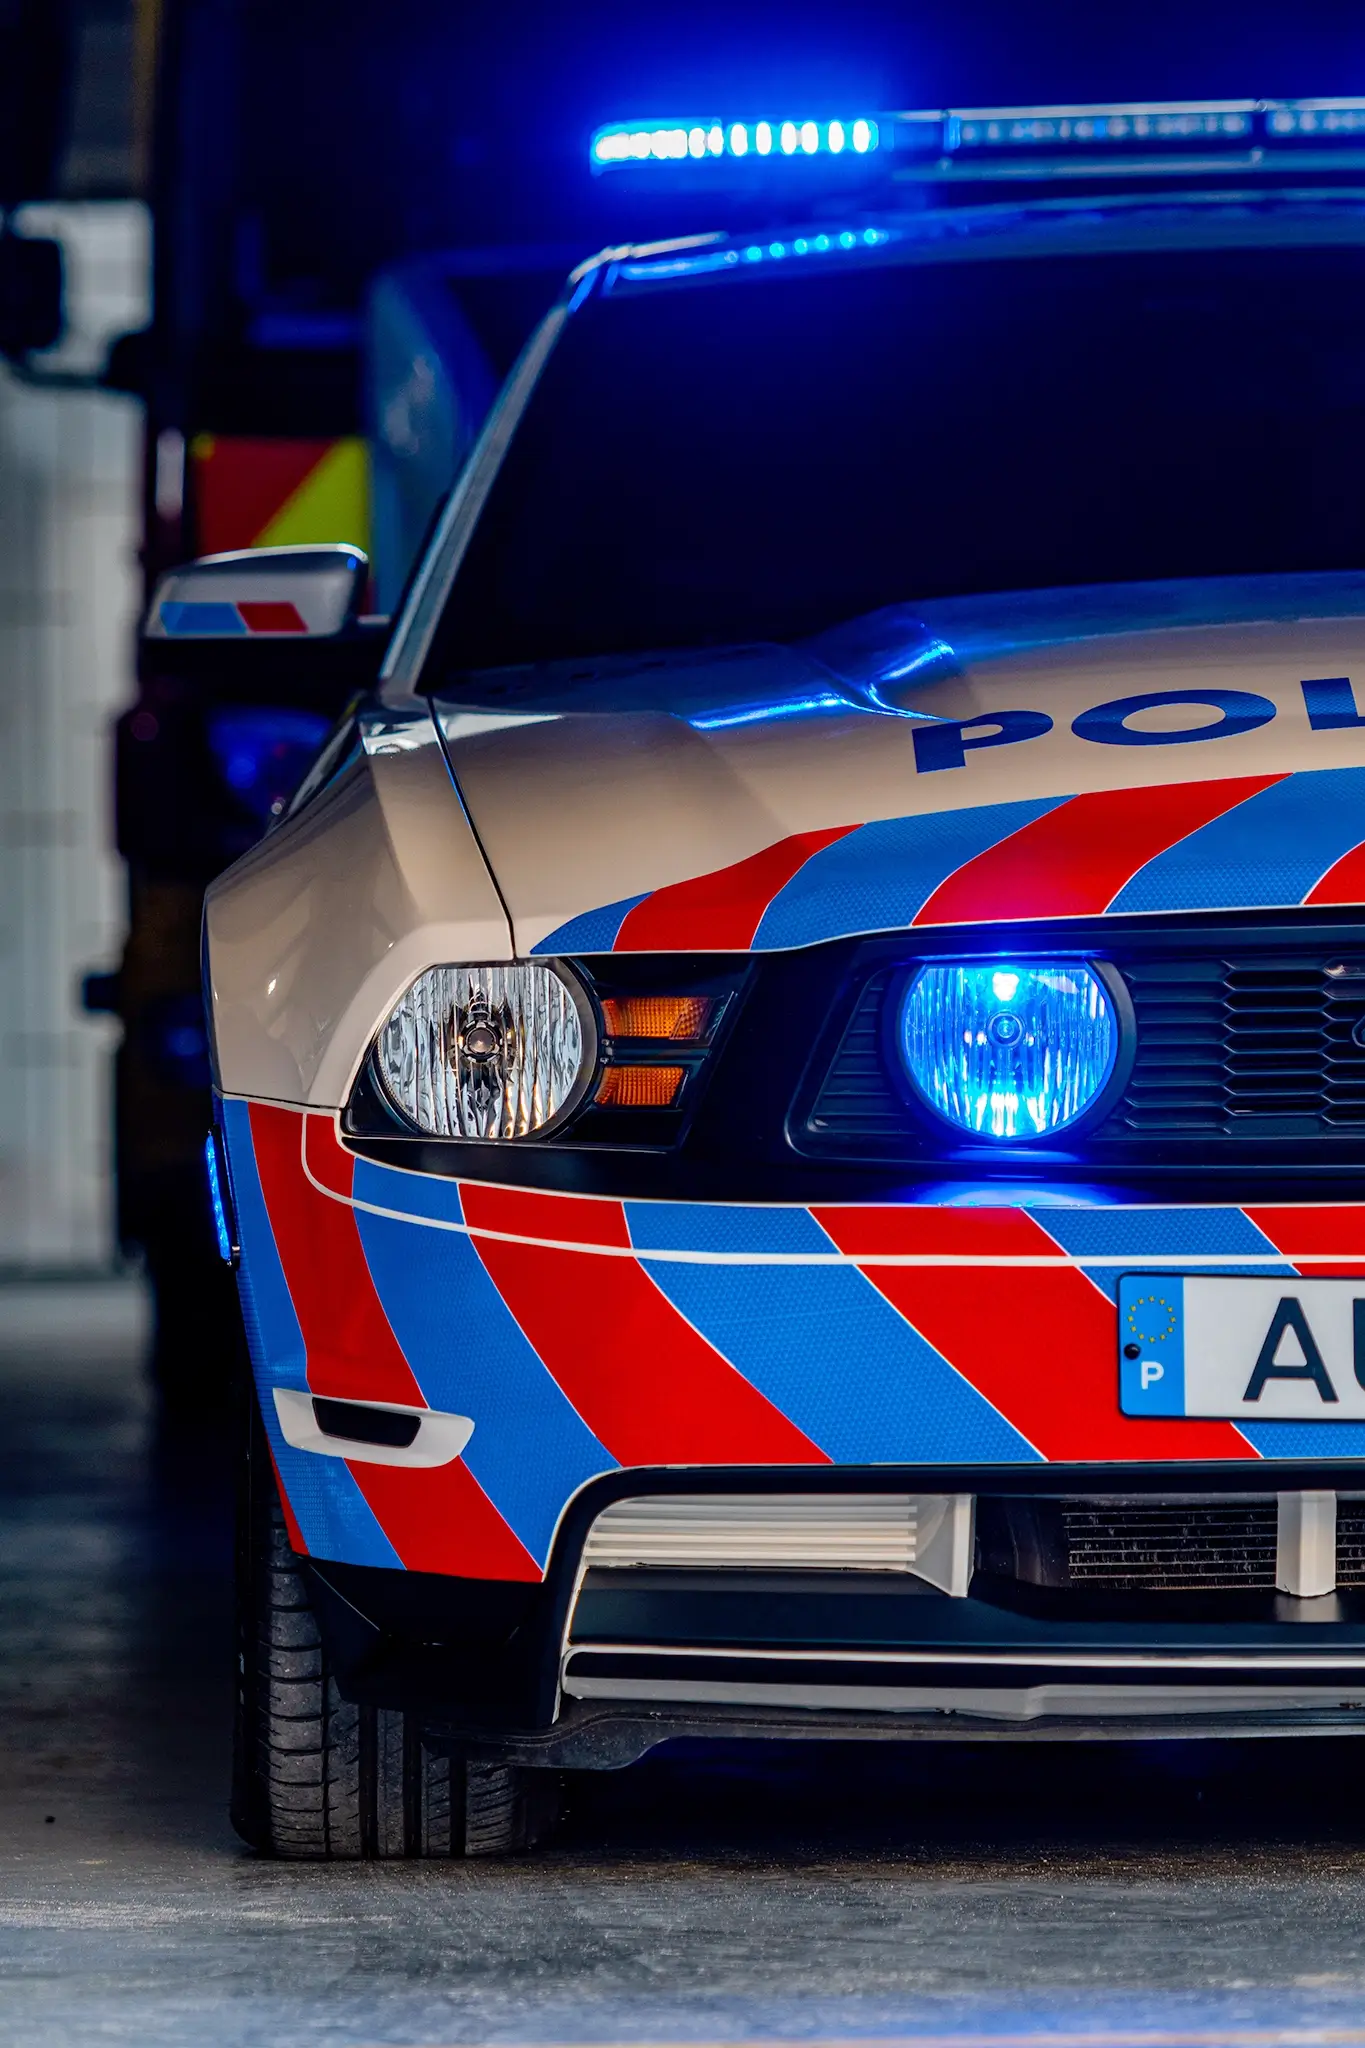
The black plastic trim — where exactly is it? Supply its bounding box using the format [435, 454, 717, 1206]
[311, 1398, 419, 1450]
[341, 912, 1365, 1201]
[564, 1649, 1365, 1690]
[302, 1459, 1365, 1735]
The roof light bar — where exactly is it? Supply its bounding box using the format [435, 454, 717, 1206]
[952, 101, 1255, 148]
[591, 117, 880, 171]
[589, 97, 1365, 173]
[1268, 98, 1365, 137]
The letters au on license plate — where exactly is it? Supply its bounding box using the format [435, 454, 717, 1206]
[1118, 1273, 1365, 1419]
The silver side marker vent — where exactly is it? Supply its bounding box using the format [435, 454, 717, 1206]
[581, 1493, 975, 1595]
[272, 1387, 474, 1468]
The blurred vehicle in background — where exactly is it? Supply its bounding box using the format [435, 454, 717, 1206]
[65, 5, 589, 1391]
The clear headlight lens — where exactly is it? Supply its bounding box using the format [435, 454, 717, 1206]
[376, 962, 591, 1139]
[899, 960, 1118, 1141]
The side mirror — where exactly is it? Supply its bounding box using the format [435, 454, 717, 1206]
[141, 545, 389, 702]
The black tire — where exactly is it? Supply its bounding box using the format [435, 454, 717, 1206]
[232, 1397, 559, 1858]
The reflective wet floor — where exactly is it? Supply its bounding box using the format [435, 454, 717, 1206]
[7, 1282, 1365, 2047]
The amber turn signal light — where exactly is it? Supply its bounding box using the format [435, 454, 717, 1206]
[594, 1065, 685, 1108]
[601, 995, 713, 1042]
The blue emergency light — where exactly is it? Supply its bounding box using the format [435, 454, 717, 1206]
[592, 117, 880, 170]
[589, 97, 1365, 174]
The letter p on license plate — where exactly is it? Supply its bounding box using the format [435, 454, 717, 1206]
[1118, 1273, 1365, 1419]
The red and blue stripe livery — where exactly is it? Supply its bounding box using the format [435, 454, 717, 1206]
[221, 1100, 1365, 1584]
[534, 767, 1365, 956]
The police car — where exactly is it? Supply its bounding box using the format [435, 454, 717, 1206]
[170, 99, 1365, 1854]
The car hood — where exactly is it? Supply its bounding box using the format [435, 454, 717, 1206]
[431, 573, 1365, 955]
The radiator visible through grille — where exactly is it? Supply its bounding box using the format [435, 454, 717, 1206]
[1334, 1499, 1365, 1586]
[1059, 1499, 1279, 1590]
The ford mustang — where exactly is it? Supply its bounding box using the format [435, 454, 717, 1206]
[173, 107, 1365, 1855]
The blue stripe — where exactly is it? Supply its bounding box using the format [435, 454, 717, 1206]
[1038, 1206, 1297, 1302]
[1110, 767, 1365, 913]
[641, 1238, 1040, 1465]
[1237, 1420, 1365, 1458]
[532, 894, 647, 955]
[222, 1098, 402, 1570]
[159, 600, 246, 636]
[353, 1156, 468, 1229]
[1038, 1207, 1292, 1262]
[625, 1200, 835, 1257]
[356, 1201, 615, 1567]
[752, 797, 1071, 948]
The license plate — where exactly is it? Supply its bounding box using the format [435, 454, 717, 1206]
[1118, 1273, 1365, 1419]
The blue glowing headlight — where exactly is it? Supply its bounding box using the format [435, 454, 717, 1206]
[899, 961, 1118, 1141]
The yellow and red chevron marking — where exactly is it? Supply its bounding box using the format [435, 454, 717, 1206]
[189, 434, 370, 558]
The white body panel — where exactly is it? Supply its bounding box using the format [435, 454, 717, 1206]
[438, 611, 1365, 954]
[206, 714, 509, 1105]
[206, 584, 1365, 1106]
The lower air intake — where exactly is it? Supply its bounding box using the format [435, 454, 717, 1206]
[1333, 1499, 1365, 1586]
[581, 1494, 974, 1593]
[1060, 1499, 1278, 1590]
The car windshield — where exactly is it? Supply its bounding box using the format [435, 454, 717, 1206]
[426, 222, 1365, 677]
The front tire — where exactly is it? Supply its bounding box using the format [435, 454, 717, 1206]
[232, 1398, 558, 1858]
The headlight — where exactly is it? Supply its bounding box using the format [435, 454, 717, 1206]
[376, 962, 594, 1139]
[898, 960, 1119, 1141]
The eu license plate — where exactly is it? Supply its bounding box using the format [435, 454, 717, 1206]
[1118, 1273, 1365, 1419]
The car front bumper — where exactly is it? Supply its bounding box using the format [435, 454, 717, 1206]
[222, 1095, 1365, 1750]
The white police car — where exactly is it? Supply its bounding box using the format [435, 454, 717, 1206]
[165, 98, 1365, 1853]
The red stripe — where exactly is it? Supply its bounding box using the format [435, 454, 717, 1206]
[613, 826, 858, 952]
[812, 1205, 1254, 1462]
[1305, 840, 1365, 906]
[461, 1184, 828, 1467]
[250, 1104, 540, 1580]
[912, 776, 1286, 928]
[237, 600, 306, 633]
[251, 1103, 423, 1408]
[1243, 1205, 1365, 1278]
[459, 1183, 632, 1249]
[814, 1205, 1047, 1260]
[348, 1463, 542, 1581]
[302, 1113, 355, 1199]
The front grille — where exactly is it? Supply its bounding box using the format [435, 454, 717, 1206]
[582, 1493, 923, 1571]
[1121, 954, 1365, 1135]
[1059, 1499, 1278, 1590]
[1335, 1499, 1365, 1586]
[805, 941, 1365, 1151]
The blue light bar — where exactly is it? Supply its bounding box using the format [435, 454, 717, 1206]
[590, 96, 1365, 175]
[591, 116, 880, 171]
[953, 102, 1255, 148]
[1267, 98, 1365, 137]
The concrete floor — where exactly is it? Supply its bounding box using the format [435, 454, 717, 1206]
[8, 1287, 1365, 2046]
